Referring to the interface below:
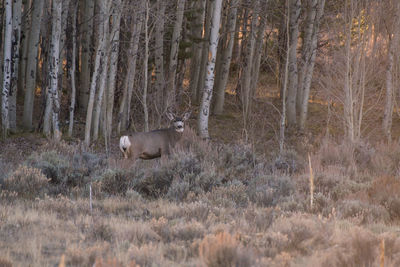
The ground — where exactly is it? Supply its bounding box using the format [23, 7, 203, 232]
[1, 95, 400, 266]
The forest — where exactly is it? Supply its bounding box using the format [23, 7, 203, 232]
[2, 0, 400, 266]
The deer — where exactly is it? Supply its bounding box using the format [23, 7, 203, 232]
[119, 110, 191, 161]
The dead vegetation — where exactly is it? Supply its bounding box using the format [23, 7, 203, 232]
[1, 101, 400, 266]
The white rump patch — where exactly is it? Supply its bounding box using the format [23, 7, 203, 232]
[119, 136, 131, 152]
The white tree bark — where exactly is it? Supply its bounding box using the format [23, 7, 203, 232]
[250, 0, 269, 100]
[117, 4, 144, 134]
[105, 0, 122, 140]
[198, 0, 222, 139]
[196, 0, 213, 104]
[154, 0, 166, 114]
[383, 1, 400, 141]
[18, 0, 31, 101]
[22, 0, 44, 129]
[9, 0, 22, 132]
[2, 0, 13, 137]
[68, 0, 78, 137]
[143, 0, 150, 132]
[189, 0, 207, 103]
[92, 0, 111, 141]
[168, 0, 186, 108]
[286, 0, 301, 128]
[239, 0, 259, 120]
[298, 0, 325, 130]
[213, 0, 238, 115]
[84, 0, 110, 146]
[43, 0, 62, 141]
[79, 0, 94, 114]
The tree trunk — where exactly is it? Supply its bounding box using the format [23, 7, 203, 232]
[154, 0, 166, 117]
[117, 5, 144, 134]
[2, 0, 12, 138]
[239, 0, 259, 120]
[168, 0, 186, 108]
[43, 0, 62, 141]
[213, 0, 238, 115]
[198, 0, 222, 139]
[50, 0, 62, 141]
[92, 0, 111, 141]
[143, 0, 150, 132]
[286, 0, 301, 128]
[22, 0, 44, 130]
[18, 0, 30, 99]
[298, 0, 325, 130]
[57, 0, 71, 94]
[196, 0, 213, 105]
[84, 0, 110, 146]
[68, 0, 78, 137]
[343, 6, 354, 142]
[189, 0, 207, 103]
[280, 0, 291, 154]
[9, 0, 22, 132]
[79, 0, 94, 114]
[250, 0, 269, 102]
[105, 0, 122, 141]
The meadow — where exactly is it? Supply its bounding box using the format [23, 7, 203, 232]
[1, 113, 400, 267]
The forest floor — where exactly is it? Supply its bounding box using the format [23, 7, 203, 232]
[1, 94, 400, 266]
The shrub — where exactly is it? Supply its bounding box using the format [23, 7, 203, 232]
[199, 231, 254, 267]
[336, 199, 390, 224]
[321, 229, 378, 267]
[87, 221, 114, 242]
[271, 149, 305, 174]
[247, 174, 295, 207]
[100, 169, 130, 196]
[25, 150, 69, 184]
[2, 166, 49, 199]
[206, 183, 249, 208]
[218, 144, 258, 182]
[133, 150, 220, 200]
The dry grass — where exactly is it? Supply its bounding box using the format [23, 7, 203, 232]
[2, 127, 400, 266]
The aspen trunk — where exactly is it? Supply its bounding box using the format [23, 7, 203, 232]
[239, 0, 259, 120]
[68, 0, 78, 137]
[43, 0, 62, 141]
[143, 0, 150, 132]
[22, 0, 44, 129]
[84, 0, 110, 146]
[198, 0, 222, 139]
[196, 0, 213, 104]
[9, 0, 22, 132]
[154, 0, 166, 116]
[299, 0, 325, 130]
[286, 0, 301, 128]
[18, 0, 31, 99]
[105, 0, 122, 140]
[250, 0, 269, 101]
[2, 0, 12, 137]
[92, 0, 111, 141]
[79, 0, 94, 114]
[168, 0, 186, 108]
[383, 1, 400, 141]
[213, 0, 238, 115]
[117, 5, 144, 134]
[189, 0, 207, 103]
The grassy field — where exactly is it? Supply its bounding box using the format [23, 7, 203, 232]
[1, 99, 400, 266]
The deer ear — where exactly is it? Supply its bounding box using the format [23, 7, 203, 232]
[166, 112, 175, 121]
[182, 111, 191, 121]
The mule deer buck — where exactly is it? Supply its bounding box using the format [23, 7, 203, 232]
[119, 111, 191, 161]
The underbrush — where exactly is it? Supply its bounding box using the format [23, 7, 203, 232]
[2, 137, 400, 266]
